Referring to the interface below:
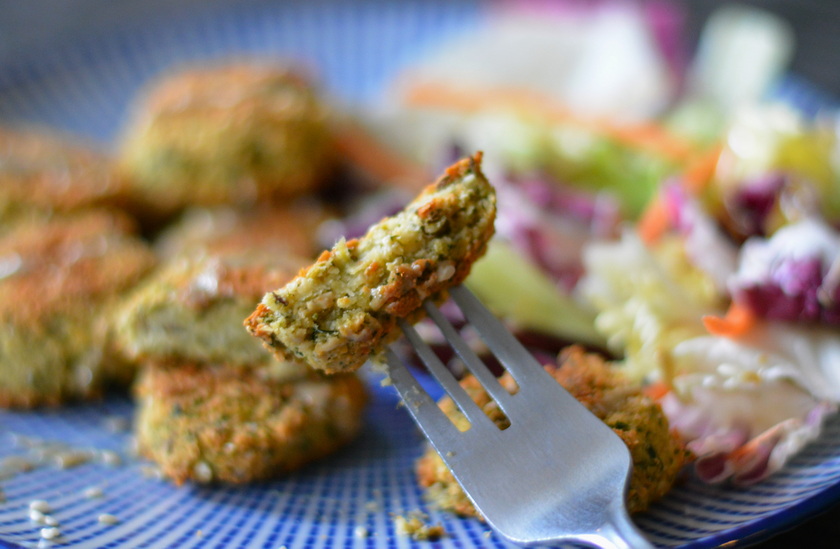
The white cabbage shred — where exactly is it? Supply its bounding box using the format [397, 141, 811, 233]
[580, 225, 840, 485]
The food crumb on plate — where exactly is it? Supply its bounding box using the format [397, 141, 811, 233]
[54, 449, 93, 470]
[40, 526, 61, 540]
[98, 450, 122, 467]
[83, 486, 103, 499]
[29, 500, 51, 514]
[29, 509, 46, 523]
[393, 512, 445, 541]
[98, 513, 118, 525]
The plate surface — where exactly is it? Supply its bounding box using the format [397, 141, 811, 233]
[0, 2, 838, 548]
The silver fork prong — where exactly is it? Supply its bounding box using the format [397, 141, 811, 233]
[450, 285, 552, 387]
[398, 318, 498, 431]
[384, 348, 465, 454]
[422, 300, 514, 411]
[389, 287, 654, 549]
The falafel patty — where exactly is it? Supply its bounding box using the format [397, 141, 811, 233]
[416, 346, 691, 516]
[114, 248, 310, 375]
[114, 205, 322, 375]
[245, 153, 496, 374]
[0, 125, 127, 226]
[0, 211, 157, 407]
[154, 205, 325, 263]
[134, 363, 368, 484]
[116, 62, 336, 220]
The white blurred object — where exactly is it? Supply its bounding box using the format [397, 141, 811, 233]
[388, 5, 674, 122]
[562, 3, 674, 120]
[690, 5, 794, 111]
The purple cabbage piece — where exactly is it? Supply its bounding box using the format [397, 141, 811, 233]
[316, 189, 410, 247]
[496, 172, 621, 291]
[735, 257, 824, 322]
[726, 173, 787, 238]
[730, 218, 840, 325]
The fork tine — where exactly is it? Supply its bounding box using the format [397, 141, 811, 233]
[422, 300, 515, 412]
[450, 285, 553, 387]
[384, 348, 466, 452]
[398, 319, 498, 431]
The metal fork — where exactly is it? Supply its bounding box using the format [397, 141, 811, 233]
[385, 285, 655, 549]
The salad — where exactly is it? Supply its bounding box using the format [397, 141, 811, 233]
[343, 1, 840, 488]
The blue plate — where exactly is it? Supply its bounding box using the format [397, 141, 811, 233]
[0, 2, 838, 547]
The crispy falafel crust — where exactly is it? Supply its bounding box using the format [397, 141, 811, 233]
[0, 211, 157, 408]
[114, 205, 319, 372]
[416, 346, 692, 517]
[114, 247, 309, 369]
[0, 126, 127, 226]
[116, 63, 336, 220]
[245, 153, 496, 374]
[134, 363, 368, 485]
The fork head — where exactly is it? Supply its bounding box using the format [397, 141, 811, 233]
[386, 285, 652, 548]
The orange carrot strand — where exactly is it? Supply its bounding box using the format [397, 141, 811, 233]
[703, 302, 756, 337]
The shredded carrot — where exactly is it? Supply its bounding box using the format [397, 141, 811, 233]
[644, 381, 670, 401]
[404, 82, 700, 164]
[332, 119, 430, 191]
[702, 302, 756, 337]
[637, 196, 670, 245]
[682, 145, 722, 194]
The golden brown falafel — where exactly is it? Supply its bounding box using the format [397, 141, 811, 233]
[153, 205, 325, 263]
[116, 62, 336, 221]
[115, 205, 324, 373]
[114, 248, 310, 373]
[134, 362, 368, 485]
[0, 211, 157, 407]
[0, 125, 127, 226]
[245, 153, 496, 374]
[415, 346, 691, 516]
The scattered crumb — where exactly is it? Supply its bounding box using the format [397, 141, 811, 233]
[364, 501, 380, 513]
[29, 509, 46, 524]
[393, 513, 445, 541]
[192, 461, 213, 483]
[54, 449, 94, 469]
[29, 500, 51, 514]
[40, 527, 61, 540]
[98, 513, 119, 526]
[44, 516, 59, 527]
[83, 486, 104, 499]
[140, 464, 165, 480]
[484, 530, 493, 539]
[354, 526, 368, 539]
[2, 456, 35, 476]
[98, 450, 122, 467]
[195, 530, 203, 538]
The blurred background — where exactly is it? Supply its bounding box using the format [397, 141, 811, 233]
[686, 0, 840, 97]
[0, 0, 837, 142]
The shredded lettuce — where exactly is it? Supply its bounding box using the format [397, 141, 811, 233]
[579, 230, 723, 382]
[712, 104, 840, 224]
[465, 240, 604, 347]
